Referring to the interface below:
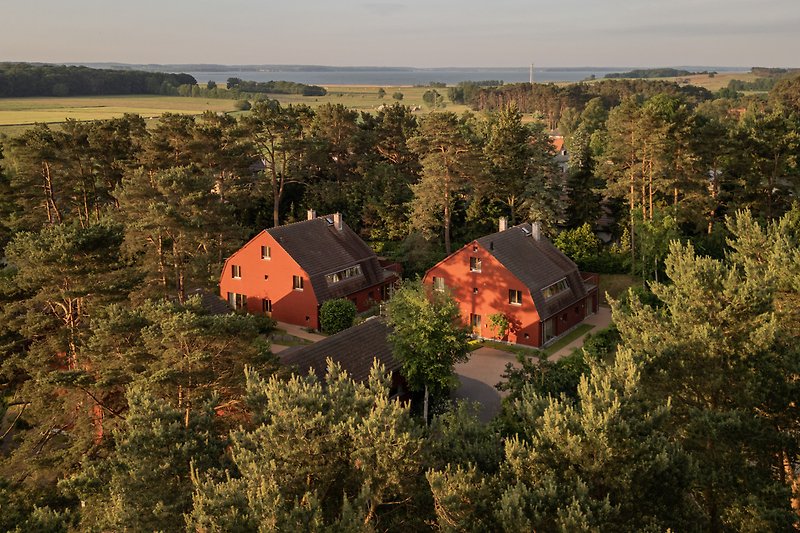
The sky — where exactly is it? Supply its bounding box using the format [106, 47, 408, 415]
[3, 0, 799, 68]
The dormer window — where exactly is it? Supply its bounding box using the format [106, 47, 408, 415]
[542, 278, 570, 299]
[325, 265, 362, 285]
[469, 257, 482, 272]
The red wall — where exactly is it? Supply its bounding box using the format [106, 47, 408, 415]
[219, 231, 320, 329]
[423, 241, 542, 347]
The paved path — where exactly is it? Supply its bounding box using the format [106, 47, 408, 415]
[546, 306, 612, 361]
[274, 321, 327, 342]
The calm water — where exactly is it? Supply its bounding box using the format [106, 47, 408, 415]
[184, 68, 621, 86]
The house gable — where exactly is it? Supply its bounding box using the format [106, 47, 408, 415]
[219, 230, 319, 327]
[424, 240, 541, 344]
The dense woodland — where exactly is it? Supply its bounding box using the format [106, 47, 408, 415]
[0, 63, 197, 98]
[0, 75, 799, 531]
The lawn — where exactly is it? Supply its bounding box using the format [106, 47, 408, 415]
[541, 324, 594, 357]
[598, 273, 642, 304]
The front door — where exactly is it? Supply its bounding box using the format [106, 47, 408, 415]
[543, 318, 556, 344]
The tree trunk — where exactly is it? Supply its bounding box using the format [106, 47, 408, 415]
[423, 385, 430, 426]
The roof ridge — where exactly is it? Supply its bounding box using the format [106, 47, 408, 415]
[266, 213, 338, 233]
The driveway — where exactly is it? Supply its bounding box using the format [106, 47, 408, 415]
[452, 347, 521, 423]
[453, 306, 613, 422]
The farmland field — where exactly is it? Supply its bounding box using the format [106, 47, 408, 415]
[0, 95, 239, 134]
[0, 87, 473, 135]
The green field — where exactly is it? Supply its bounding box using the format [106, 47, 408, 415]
[0, 86, 475, 135]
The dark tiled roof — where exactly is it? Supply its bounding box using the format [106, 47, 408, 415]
[267, 215, 395, 302]
[188, 289, 232, 315]
[476, 223, 588, 320]
[280, 318, 399, 382]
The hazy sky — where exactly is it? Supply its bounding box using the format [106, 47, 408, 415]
[3, 0, 799, 67]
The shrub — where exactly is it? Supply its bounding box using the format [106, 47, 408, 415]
[234, 99, 251, 111]
[392, 91, 404, 100]
[319, 298, 357, 334]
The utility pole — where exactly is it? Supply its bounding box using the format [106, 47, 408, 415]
[529, 63, 534, 85]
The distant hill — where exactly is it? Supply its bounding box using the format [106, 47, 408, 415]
[0, 63, 197, 98]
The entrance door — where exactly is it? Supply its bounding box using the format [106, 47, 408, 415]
[543, 318, 556, 344]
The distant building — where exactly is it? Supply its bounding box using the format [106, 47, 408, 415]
[551, 135, 569, 175]
[423, 218, 599, 347]
[219, 211, 399, 329]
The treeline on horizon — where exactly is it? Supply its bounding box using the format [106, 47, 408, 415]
[604, 67, 714, 79]
[225, 77, 327, 96]
[0, 70, 799, 531]
[0, 63, 198, 98]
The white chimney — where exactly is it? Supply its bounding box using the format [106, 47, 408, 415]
[307, 209, 317, 220]
[333, 212, 343, 231]
[499, 217, 508, 232]
[531, 221, 541, 241]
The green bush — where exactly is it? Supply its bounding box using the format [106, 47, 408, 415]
[319, 298, 357, 334]
[234, 99, 251, 111]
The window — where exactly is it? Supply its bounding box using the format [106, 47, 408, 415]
[293, 275, 304, 290]
[473, 287, 479, 294]
[227, 292, 247, 310]
[470, 313, 481, 328]
[262, 299, 272, 313]
[261, 245, 271, 260]
[542, 278, 570, 299]
[325, 265, 362, 285]
[231, 265, 242, 278]
[469, 257, 482, 272]
[432, 276, 445, 292]
[509, 289, 523, 305]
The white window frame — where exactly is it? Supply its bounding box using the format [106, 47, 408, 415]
[432, 276, 445, 292]
[261, 245, 271, 260]
[292, 275, 304, 291]
[509, 289, 523, 305]
[231, 265, 242, 279]
[469, 257, 482, 272]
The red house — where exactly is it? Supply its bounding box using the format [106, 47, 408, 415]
[423, 219, 599, 347]
[220, 211, 399, 329]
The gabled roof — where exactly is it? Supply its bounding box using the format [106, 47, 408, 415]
[267, 215, 394, 301]
[476, 223, 588, 320]
[279, 318, 399, 382]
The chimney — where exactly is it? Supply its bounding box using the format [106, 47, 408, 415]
[499, 217, 508, 232]
[307, 209, 317, 220]
[333, 212, 343, 231]
[531, 221, 541, 241]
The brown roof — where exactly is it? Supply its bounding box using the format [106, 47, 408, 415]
[476, 223, 588, 320]
[267, 215, 395, 302]
[280, 318, 399, 382]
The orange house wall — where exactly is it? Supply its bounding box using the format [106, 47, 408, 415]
[423, 241, 543, 347]
[219, 231, 320, 329]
